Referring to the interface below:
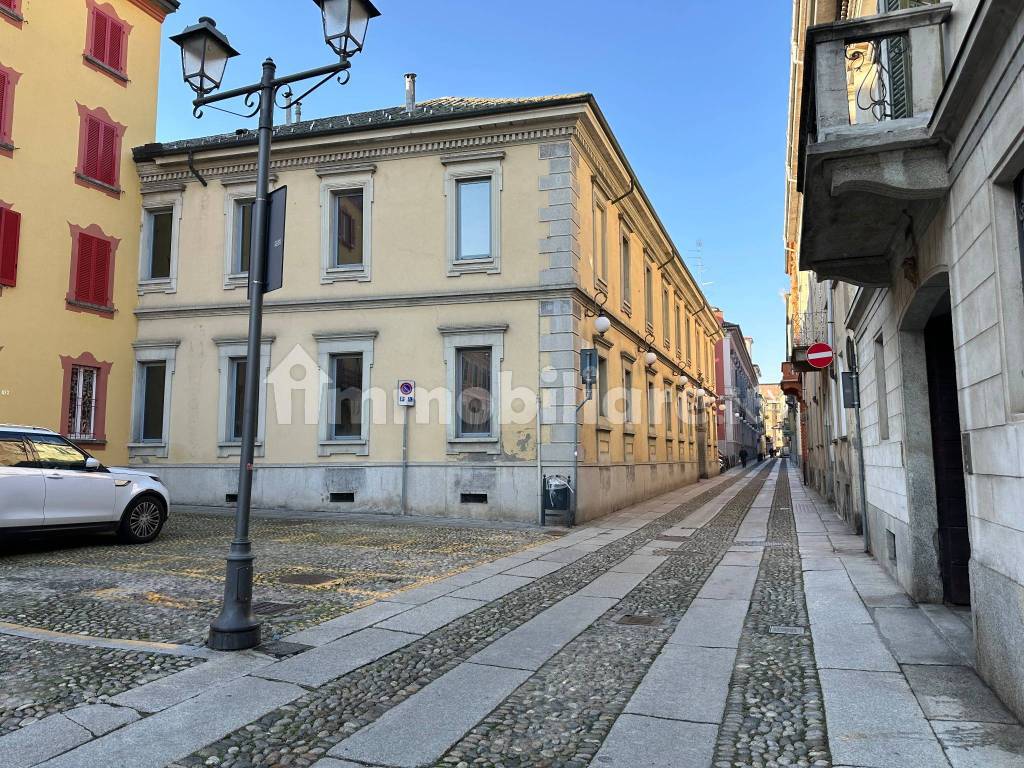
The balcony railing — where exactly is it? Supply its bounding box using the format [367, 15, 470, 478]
[792, 310, 830, 349]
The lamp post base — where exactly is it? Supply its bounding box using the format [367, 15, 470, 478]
[207, 544, 261, 651]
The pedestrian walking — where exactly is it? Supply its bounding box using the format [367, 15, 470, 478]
[739, 448, 748, 467]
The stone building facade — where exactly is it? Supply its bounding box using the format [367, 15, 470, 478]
[714, 315, 761, 465]
[129, 92, 721, 525]
[786, 0, 1024, 718]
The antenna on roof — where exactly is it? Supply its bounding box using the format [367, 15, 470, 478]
[687, 240, 714, 293]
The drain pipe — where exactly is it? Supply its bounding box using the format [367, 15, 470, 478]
[847, 338, 871, 554]
[571, 389, 593, 528]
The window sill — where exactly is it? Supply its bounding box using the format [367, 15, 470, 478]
[322, 266, 370, 284]
[623, 425, 636, 436]
[223, 273, 249, 290]
[138, 278, 175, 296]
[128, 442, 168, 458]
[75, 172, 122, 198]
[319, 438, 369, 457]
[448, 258, 500, 277]
[621, 300, 632, 317]
[447, 436, 499, 455]
[0, 5, 23, 24]
[0, 141, 13, 154]
[82, 54, 128, 85]
[218, 441, 264, 458]
[66, 298, 115, 318]
[70, 438, 106, 447]
[596, 418, 613, 433]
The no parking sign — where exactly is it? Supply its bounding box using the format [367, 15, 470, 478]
[397, 380, 415, 407]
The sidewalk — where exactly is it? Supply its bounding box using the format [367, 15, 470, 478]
[791, 465, 1024, 768]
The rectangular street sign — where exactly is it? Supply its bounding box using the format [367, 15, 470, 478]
[841, 371, 859, 409]
[580, 348, 598, 385]
[265, 185, 287, 294]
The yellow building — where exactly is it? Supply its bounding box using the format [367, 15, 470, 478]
[0, 0, 177, 463]
[130, 90, 722, 523]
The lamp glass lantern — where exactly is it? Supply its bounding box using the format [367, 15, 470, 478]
[645, 351, 657, 367]
[594, 313, 611, 336]
[170, 17, 240, 98]
[678, 374, 688, 387]
[315, 0, 381, 58]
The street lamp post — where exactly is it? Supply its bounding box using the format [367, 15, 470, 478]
[170, 0, 381, 651]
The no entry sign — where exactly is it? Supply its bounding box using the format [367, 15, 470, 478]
[807, 342, 834, 369]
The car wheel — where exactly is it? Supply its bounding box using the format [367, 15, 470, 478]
[118, 495, 165, 544]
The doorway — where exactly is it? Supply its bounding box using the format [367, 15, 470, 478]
[923, 300, 971, 605]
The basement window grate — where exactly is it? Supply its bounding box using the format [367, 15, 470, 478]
[251, 601, 300, 617]
[225, 493, 238, 503]
[768, 625, 806, 636]
[460, 492, 488, 504]
[330, 492, 355, 503]
[255, 640, 313, 658]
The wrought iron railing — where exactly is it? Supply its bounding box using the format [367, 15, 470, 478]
[792, 311, 829, 348]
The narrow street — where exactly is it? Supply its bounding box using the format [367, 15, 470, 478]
[1, 461, 1018, 768]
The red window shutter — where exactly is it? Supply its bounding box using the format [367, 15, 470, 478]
[75, 233, 96, 302]
[0, 208, 20, 287]
[83, 116, 101, 179]
[106, 19, 124, 72]
[0, 0, 15, 11]
[0, 70, 8, 142]
[91, 10, 108, 62]
[99, 122, 117, 185]
[93, 237, 111, 305]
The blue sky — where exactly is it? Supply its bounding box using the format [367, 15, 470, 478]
[155, 1, 792, 381]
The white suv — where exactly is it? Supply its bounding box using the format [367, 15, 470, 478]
[0, 425, 170, 543]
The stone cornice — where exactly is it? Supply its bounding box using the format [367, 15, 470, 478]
[136, 126, 574, 188]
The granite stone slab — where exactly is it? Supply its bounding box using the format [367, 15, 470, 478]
[624, 644, 736, 724]
[0, 714, 91, 768]
[575, 570, 648, 599]
[37, 677, 303, 768]
[374, 596, 485, 635]
[469, 595, 618, 671]
[501, 560, 566, 578]
[874, 607, 962, 665]
[590, 713, 718, 768]
[804, 569, 872, 626]
[696, 564, 759, 601]
[446, 574, 534, 602]
[904, 664, 1017, 723]
[930, 720, 1024, 768]
[668, 597, 749, 649]
[811, 621, 900, 672]
[255, 628, 418, 687]
[63, 703, 140, 736]
[329, 662, 531, 768]
[283, 600, 414, 646]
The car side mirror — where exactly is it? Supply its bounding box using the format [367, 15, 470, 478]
[85, 457, 101, 471]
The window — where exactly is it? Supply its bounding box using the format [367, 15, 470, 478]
[0, 204, 20, 287]
[662, 284, 670, 347]
[67, 365, 99, 441]
[623, 367, 634, 424]
[233, 199, 254, 274]
[216, 338, 271, 456]
[228, 358, 247, 442]
[0, 64, 19, 150]
[598, 355, 609, 419]
[30, 433, 90, 471]
[0, 0, 23, 26]
[685, 314, 693, 361]
[315, 331, 375, 455]
[319, 168, 374, 283]
[76, 107, 123, 191]
[69, 228, 115, 311]
[457, 348, 492, 436]
[457, 179, 491, 260]
[443, 153, 502, 275]
[620, 226, 632, 310]
[593, 187, 608, 284]
[334, 189, 364, 266]
[331, 353, 363, 439]
[874, 334, 889, 440]
[130, 342, 176, 457]
[647, 380, 656, 429]
[644, 261, 654, 329]
[664, 385, 673, 434]
[0, 434, 31, 467]
[146, 209, 172, 279]
[86, 5, 128, 77]
[139, 194, 181, 293]
[139, 362, 166, 441]
[674, 302, 682, 356]
[677, 393, 684, 436]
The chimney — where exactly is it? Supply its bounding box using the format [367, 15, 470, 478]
[404, 73, 417, 113]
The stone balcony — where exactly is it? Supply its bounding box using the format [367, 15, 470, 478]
[798, 2, 952, 287]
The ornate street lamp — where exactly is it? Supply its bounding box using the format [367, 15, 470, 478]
[172, 6, 379, 651]
[594, 312, 611, 335]
[315, 0, 381, 58]
[170, 17, 239, 98]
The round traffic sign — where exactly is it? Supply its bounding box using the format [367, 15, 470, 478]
[399, 381, 414, 395]
[807, 342, 834, 369]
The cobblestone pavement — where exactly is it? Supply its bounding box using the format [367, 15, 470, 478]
[0, 635, 201, 736]
[170, 468, 758, 768]
[711, 466, 829, 767]
[0, 513, 548, 646]
[9, 462, 1022, 768]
